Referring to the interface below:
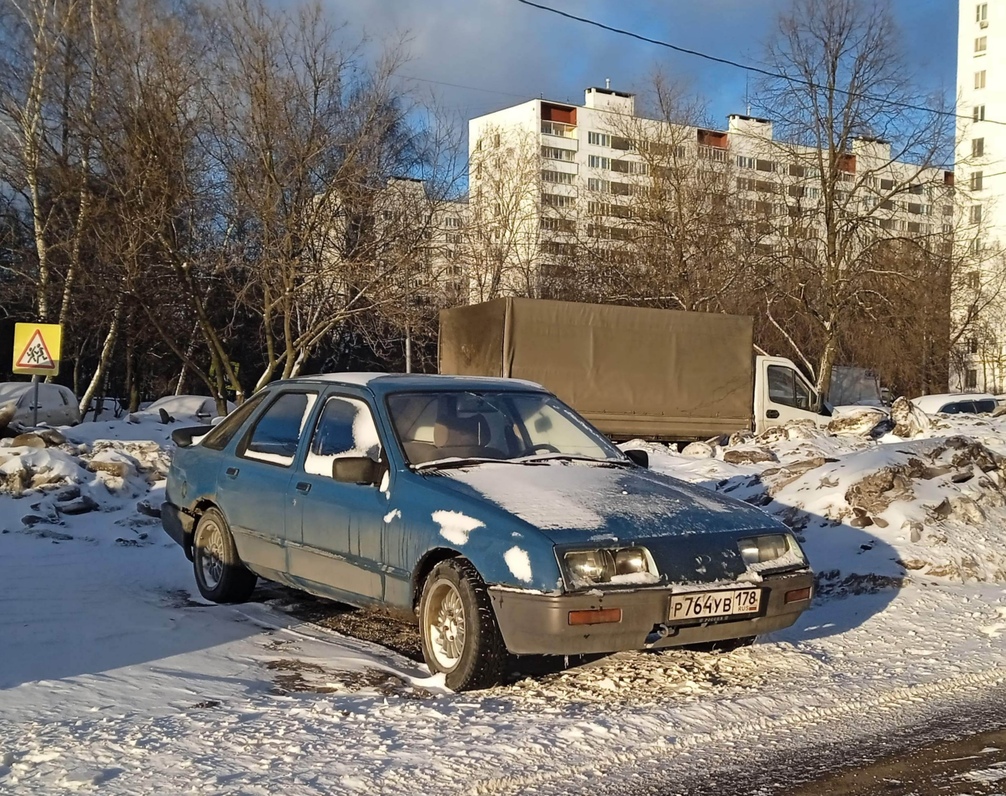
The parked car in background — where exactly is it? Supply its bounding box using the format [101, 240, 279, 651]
[144, 395, 235, 424]
[0, 381, 80, 428]
[84, 396, 126, 421]
[911, 393, 999, 416]
[161, 373, 815, 691]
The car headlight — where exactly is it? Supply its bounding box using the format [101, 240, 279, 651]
[738, 533, 801, 566]
[563, 547, 656, 587]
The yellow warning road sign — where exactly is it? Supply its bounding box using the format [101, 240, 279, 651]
[12, 323, 62, 376]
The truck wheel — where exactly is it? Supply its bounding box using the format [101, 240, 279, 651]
[419, 558, 508, 691]
[192, 508, 256, 603]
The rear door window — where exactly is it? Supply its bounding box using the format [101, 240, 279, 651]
[240, 392, 318, 466]
[975, 399, 996, 414]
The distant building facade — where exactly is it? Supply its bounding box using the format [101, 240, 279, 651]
[468, 85, 955, 331]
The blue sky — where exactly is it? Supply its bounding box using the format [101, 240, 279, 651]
[332, 0, 958, 130]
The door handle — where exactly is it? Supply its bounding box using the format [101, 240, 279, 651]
[295, 482, 312, 494]
[766, 410, 780, 419]
[225, 467, 240, 478]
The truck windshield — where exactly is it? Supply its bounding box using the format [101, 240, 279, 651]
[386, 391, 624, 467]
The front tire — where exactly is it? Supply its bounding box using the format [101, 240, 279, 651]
[419, 558, 508, 691]
[192, 508, 256, 603]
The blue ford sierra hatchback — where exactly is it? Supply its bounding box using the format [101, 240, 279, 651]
[162, 374, 814, 691]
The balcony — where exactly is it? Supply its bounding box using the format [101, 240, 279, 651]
[541, 120, 577, 139]
[698, 145, 727, 163]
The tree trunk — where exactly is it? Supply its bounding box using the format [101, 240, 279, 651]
[78, 297, 124, 417]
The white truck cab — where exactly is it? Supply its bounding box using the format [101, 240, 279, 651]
[753, 356, 830, 435]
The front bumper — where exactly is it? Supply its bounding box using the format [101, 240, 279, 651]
[161, 502, 195, 559]
[488, 570, 814, 655]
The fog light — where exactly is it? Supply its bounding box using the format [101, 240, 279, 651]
[785, 587, 812, 604]
[568, 608, 622, 626]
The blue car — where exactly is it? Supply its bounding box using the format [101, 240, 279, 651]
[162, 374, 814, 691]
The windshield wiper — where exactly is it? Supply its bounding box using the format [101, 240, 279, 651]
[514, 453, 630, 467]
[413, 456, 512, 472]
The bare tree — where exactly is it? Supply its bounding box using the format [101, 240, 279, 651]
[752, 0, 960, 395]
[464, 124, 546, 300]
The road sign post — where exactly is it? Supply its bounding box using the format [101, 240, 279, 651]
[11, 323, 63, 428]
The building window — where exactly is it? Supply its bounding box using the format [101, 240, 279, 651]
[756, 159, 776, 173]
[976, 70, 987, 89]
[588, 155, 610, 169]
[541, 192, 575, 208]
[974, 104, 986, 121]
[588, 131, 610, 147]
[970, 237, 984, 255]
[973, 137, 985, 156]
[540, 217, 575, 233]
[978, 3, 988, 23]
[972, 170, 984, 191]
[587, 178, 610, 193]
[976, 36, 988, 54]
[541, 169, 574, 185]
[971, 204, 983, 224]
[737, 155, 755, 169]
[966, 369, 978, 389]
[444, 216, 461, 228]
[541, 146, 575, 162]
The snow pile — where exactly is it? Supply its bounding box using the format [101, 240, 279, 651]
[634, 412, 1006, 588]
[0, 425, 169, 544]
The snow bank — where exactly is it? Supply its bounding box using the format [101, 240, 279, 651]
[633, 412, 1006, 588]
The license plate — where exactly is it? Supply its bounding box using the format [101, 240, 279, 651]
[669, 588, 762, 621]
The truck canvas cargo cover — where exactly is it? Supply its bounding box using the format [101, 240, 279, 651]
[439, 298, 754, 440]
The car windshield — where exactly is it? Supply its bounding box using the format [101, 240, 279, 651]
[386, 390, 624, 467]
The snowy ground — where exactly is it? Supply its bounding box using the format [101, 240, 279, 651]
[3, 408, 1006, 794]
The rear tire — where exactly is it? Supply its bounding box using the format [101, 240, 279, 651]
[419, 558, 508, 691]
[192, 508, 256, 603]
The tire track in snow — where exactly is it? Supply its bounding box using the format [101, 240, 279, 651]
[464, 665, 1006, 795]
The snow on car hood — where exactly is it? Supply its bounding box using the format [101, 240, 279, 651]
[430, 461, 782, 543]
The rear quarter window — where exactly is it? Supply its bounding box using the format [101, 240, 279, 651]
[200, 394, 266, 451]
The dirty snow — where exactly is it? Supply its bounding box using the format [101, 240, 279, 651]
[4, 409, 1006, 794]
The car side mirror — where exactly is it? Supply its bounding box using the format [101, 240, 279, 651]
[624, 448, 648, 468]
[171, 426, 210, 448]
[333, 456, 382, 486]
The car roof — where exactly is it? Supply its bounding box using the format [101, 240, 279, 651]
[911, 393, 997, 411]
[268, 372, 549, 394]
[0, 381, 70, 398]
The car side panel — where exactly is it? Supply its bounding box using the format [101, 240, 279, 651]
[288, 475, 388, 601]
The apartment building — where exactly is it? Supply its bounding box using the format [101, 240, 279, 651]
[469, 85, 955, 309]
[954, 0, 1006, 393]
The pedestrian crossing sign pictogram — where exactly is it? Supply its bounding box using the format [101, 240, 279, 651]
[12, 323, 62, 376]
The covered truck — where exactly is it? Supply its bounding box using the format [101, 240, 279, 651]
[439, 298, 828, 441]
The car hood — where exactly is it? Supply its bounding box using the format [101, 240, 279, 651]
[424, 461, 783, 544]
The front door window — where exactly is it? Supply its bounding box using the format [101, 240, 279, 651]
[304, 396, 381, 477]
[767, 365, 813, 411]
